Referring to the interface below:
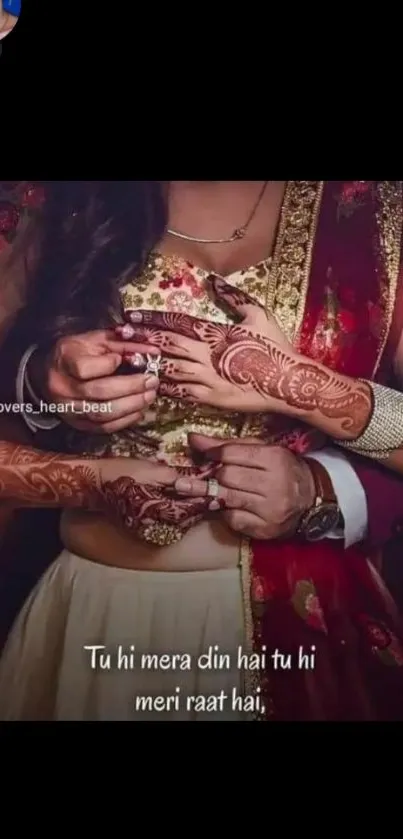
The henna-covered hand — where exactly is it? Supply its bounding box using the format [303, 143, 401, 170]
[98, 459, 215, 540]
[117, 276, 372, 437]
[0, 442, 215, 542]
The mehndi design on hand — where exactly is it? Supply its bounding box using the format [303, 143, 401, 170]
[0, 443, 216, 542]
[100, 464, 216, 539]
[123, 277, 372, 435]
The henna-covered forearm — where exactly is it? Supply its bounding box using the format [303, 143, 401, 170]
[214, 339, 373, 437]
[0, 443, 213, 532]
[123, 276, 403, 473]
[126, 310, 373, 438]
[0, 441, 100, 508]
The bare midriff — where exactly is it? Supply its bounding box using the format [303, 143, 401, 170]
[61, 510, 240, 572]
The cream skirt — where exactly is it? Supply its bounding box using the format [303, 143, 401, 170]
[0, 551, 245, 721]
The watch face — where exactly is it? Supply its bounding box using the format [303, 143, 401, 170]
[303, 504, 340, 541]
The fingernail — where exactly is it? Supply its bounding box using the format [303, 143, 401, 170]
[130, 311, 143, 323]
[120, 324, 135, 339]
[128, 352, 145, 368]
[209, 499, 221, 511]
[145, 376, 159, 390]
[145, 390, 157, 404]
[175, 478, 192, 492]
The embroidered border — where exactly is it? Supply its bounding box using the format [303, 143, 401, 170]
[241, 182, 324, 719]
[373, 181, 403, 377]
[267, 180, 324, 342]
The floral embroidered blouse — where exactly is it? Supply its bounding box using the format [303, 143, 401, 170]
[74, 251, 321, 466]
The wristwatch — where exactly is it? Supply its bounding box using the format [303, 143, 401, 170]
[297, 458, 341, 541]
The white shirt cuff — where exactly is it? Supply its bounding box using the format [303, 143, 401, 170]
[16, 344, 61, 433]
[307, 448, 368, 548]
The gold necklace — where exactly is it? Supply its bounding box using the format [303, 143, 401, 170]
[167, 181, 270, 245]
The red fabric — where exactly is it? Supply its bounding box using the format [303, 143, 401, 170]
[250, 182, 403, 720]
[252, 539, 403, 720]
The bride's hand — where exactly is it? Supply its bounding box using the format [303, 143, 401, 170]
[94, 457, 215, 538]
[116, 276, 297, 413]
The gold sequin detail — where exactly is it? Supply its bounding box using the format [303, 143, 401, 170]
[373, 181, 403, 376]
[121, 290, 143, 309]
[138, 522, 183, 546]
[340, 380, 403, 459]
[266, 181, 324, 342]
[240, 182, 323, 441]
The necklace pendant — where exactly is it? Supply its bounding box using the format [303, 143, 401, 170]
[233, 227, 246, 240]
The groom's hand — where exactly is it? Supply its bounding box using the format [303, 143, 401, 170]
[34, 329, 160, 433]
[175, 434, 316, 540]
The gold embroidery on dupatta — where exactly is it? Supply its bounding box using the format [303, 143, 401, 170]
[239, 181, 324, 719]
[239, 182, 324, 443]
[373, 181, 403, 376]
[267, 180, 324, 341]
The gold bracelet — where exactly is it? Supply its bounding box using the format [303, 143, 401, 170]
[338, 380, 403, 459]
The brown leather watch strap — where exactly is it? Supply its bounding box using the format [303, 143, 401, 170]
[304, 458, 338, 504]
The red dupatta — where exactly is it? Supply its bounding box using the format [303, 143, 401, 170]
[245, 181, 403, 720]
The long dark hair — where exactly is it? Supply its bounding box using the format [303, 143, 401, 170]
[22, 181, 168, 347]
